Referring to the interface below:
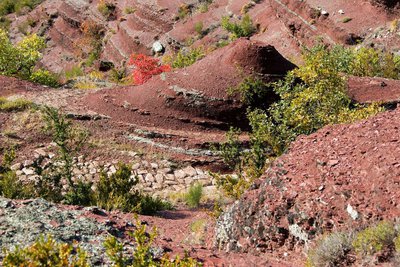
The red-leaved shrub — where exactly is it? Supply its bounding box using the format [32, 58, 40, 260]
[128, 54, 171, 85]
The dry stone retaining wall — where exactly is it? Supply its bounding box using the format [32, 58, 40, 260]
[12, 148, 217, 198]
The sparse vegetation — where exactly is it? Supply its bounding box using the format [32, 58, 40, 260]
[221, 14, 257, 39]
[0, 98, 33, 112]
[228, 76, 275, 110]
[185, 183, 203, 208]
[177, 4, 191, 20]
[124, 6, 136, 15]
[164, 47, 206, 69]
[104, 219, 202, 266]
[197, 1, 211, 13]
[194, 21, 204, 36]
[96, 163, 172, 214]
[64, 65, 84, 80]
[341, 17, 352, 23]
[97, 0, 116, 19]
[307, 221, 400, 266]
[29, 68, 60, 87]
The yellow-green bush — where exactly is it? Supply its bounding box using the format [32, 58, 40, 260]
[2, 236, 89, 267]
[221, 14, 256, 39]
[29, 69, 60, 87]
[264, 45, 383, 155]
[350, 47, 400, 79]
[104, 219, 202, 267]
[164, 47, 205, 69]
[96, 163, 172, 215]
[352, 221, 396, 256]
[0, 29, 60, 86]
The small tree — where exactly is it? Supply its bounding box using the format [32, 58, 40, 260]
[128, 54, 171, 85]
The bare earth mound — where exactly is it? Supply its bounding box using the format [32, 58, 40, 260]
[84, 39, 296, 131]
[216, 106, 400, 261]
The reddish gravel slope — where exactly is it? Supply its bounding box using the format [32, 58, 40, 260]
[216, 106, 400, 262]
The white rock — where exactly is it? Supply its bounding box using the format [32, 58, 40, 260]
[150, 163, 158, 169]
[145, 173, 155, 183]
[321, 10, 329, 16]
[155, 174, 164, 183]
[132, 163, 141, 170]
[10, 163, 22, 171]
[152, 41, 164, 53]
[109, 165, 117, 174]
[23, 160, 33, 167]
[174, 170, 186, 180]
[338, 9, 345, 14]
[183, 166, 197, 176]
[22, 167, 35, 175]
[346, 204, 359, 220]
[165, 174, 175, 181]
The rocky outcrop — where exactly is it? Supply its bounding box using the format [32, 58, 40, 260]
[0, 198, 117, 265]
[216, 107, 400, 256]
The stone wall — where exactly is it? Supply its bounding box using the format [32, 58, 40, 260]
[12, 148, 217, 198]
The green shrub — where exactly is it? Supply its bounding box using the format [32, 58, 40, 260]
[0, 98, 33, 112]
[177, 4, 191, 20]
[0, 0, 44, 16]
[0, 29, 45, 78]
[228, 77, 274, 109]
[39, 106, 90, 204]
[0, 170, 34, 199]
[306, 232, 353, 267]
[2, 235, 89, 267]
[0, 28, 59, 86]
[185, 182, 203, 208]
[109, 67, 127, 84]
[0, 16, 11, 30]
[264, 45, 383, 155]
[167, 47, 206, 68]
[194, 21, 204, 36]
[64, 65, 84, 80]
[350, 47, 400, 79]
[216, 127, 242, 170]
[96, 163, 140, 212]
[64, 180, 94, 206]
[124, 7, 136, 15]
[97, 0, 115, 18]
[138, 195, 173, 215]
[29, 69, 60, 87]
[221, 14, 256, 39]
[212, 172, 251, 200]
[352, 221, 396, 256]
[96, 163, 171, 214]
[342, 17, 352, 23]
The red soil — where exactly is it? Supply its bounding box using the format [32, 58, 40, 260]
[348, 76, 400, 104]
[83, 39, 295, 133]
